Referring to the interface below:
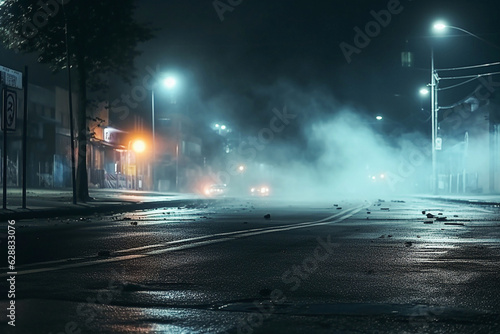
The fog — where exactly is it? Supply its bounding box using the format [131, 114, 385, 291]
[205, 81, 433, 201]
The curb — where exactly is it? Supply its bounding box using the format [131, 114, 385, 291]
[0, 198, 214, 222]
[418, 196, 500, 206]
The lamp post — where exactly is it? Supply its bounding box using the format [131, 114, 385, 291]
[430, 21, 500, 194]
[151, 75, 177, 191]
[162, 76, 179, 191]
[431, 46, 438, 194]
[151, 89, 156, 190]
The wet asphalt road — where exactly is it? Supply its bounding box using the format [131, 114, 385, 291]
[1, 196, 500, 333]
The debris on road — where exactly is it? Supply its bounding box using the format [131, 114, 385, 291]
[404, 241, 413, 247]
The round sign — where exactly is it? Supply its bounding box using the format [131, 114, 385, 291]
[6, 93, 15, 129]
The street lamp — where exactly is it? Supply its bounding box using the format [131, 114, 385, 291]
[164, 77, 177, 89]
[428, 21, 500, 194]
[375, 115, 383, 121]
[419, 88, 429, 96]
[151, 75, 177, 191]
[433, 21, 500, 50]
[214, 123, 228, 135]
[127, 139, 146, 190]
[430, 44, 439, 194]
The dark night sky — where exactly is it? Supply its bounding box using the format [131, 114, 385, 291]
[133, 0, 500, 131]
[1, 0, 500, 136]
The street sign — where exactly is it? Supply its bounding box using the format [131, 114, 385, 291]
[0, 65, 23, 89]
[2, 89, 17, 131]
[435, 137, 442, 150]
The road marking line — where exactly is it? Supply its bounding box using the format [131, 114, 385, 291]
[1, 204, 366, 277]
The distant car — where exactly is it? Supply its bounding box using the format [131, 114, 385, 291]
[250, 185, 270, 196]
[204, 184, 227, 197]
[369, 173, 387, 183]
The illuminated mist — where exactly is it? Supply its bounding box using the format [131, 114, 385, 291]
[205, 81, 433, 201]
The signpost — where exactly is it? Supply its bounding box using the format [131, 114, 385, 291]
[0, 65, 23, 89]
[1, 65, 23, 209]
[2, 89, 17, 131]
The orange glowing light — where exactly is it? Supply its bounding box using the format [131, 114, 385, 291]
[132, 139, 146, 153]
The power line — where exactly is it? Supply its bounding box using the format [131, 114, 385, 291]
[436, 61, 500, 72]
[439, 71, 500, 80]
[438, 77, 479, 91]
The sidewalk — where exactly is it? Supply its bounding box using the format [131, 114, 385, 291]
[0, 188, 205, 222]
[417, 193, 500, 206]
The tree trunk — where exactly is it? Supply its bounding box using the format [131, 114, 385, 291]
[75, 56, 90, 202]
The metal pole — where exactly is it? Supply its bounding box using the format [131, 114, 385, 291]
[176, 118, 180, 191]
[22, 66, 28, 208]
[151, 90, 155, 191]
[431, 47, 437, 194]
[2, 85, 7, 209]
[63, 3, 77, 204]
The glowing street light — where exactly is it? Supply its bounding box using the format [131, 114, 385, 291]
[163, 76, 177, 89]
[432, 20, 500, 50]
[433, 21, 447, 32]
[132, 139, 146, 154]
[375, 115, 383, 121]
[128, 139, 146, 190]
[214, 123, 228, 135]
[419, 88, 429, 96]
